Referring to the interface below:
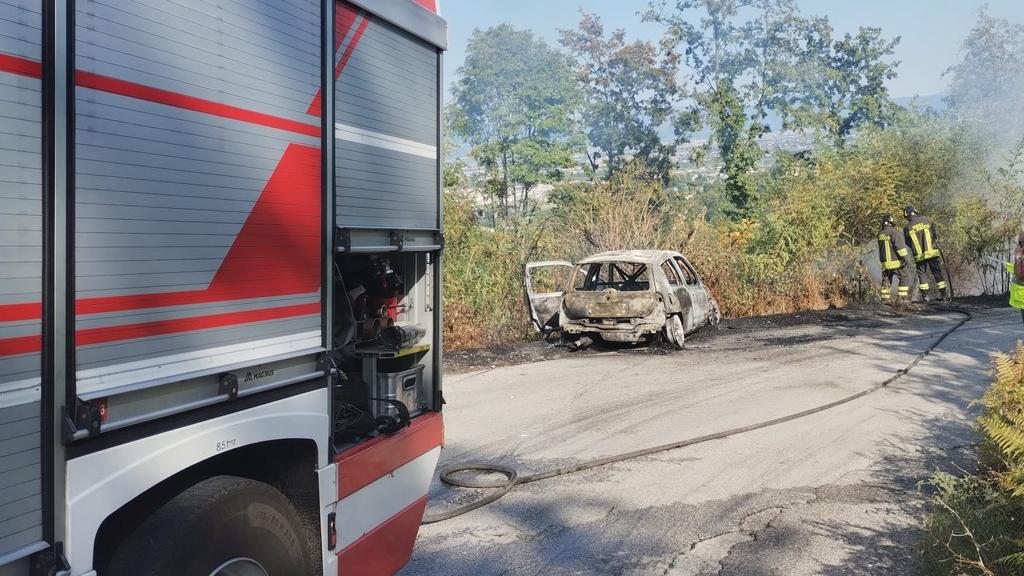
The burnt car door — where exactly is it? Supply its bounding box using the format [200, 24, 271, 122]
[524, 261, 574, 333]
[659, 258, 692, 319]
[673, 256, 711, 329]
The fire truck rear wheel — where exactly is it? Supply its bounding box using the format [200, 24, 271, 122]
[108, 475, 315, 576]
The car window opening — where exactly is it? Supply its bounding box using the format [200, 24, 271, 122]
[574, 262, 652, 292]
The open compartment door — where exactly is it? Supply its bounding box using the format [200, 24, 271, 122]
[524, 261, 574, 334]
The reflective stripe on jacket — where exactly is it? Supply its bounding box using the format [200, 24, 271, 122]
[904, 215, 940, 260]
[878, 224, 908, 270]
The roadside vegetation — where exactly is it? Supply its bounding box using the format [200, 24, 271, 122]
[442, 3, 1024, 350]
[921, 343, 1024, 575]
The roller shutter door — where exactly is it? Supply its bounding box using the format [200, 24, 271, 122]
[335, 1, 440, 231]
[0, 0, 44, 560]
[73, 0, 323, 394]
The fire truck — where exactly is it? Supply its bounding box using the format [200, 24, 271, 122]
[0, 0, 445, 574]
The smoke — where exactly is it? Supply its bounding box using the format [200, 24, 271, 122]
[944, 8, 1024, 167]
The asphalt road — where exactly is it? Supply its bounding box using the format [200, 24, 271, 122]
[402, 304, 1023, 576]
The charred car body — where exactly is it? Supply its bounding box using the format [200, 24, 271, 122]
[525, 250, 721, 348]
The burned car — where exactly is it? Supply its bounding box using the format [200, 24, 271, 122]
[525, 250, 721, 348]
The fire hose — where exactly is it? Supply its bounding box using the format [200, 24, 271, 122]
[421, 306, 972, 524]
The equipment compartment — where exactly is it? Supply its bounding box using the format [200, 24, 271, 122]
[332, 251, 438, 445]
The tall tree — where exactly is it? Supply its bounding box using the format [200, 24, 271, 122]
[559, 11, 682, 182]
[646, 0, 803, 216]
[449, 25, 582, 221]
[780, 19, 901, 144]
[944, 8, 1024, 147]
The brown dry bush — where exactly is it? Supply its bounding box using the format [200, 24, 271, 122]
[441, 192, 557, 350]
[442, 162, 861, 350]
[442, 116, 1004, 351]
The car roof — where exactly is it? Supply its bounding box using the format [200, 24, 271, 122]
[577, 250, 682, 265]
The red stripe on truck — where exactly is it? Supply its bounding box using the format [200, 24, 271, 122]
[76, 302, 321, 347]
[337, 496, 429, 576]
[76, 71, 321, 138]
[0, 335, 41, 357]
[0, 143, 322, 355]
[0, 303, 42, 323]
[411, 0, 438, 12]
[0, 52, 41, 79]
[336, 18, 370, 84]
[0, 57, 323, 353]
[78, 142, 322, 315]
[306, 3, 363, 115]
[1, 51, 319, 136]
[335, 412, 444, 499]
[0, 303, 320, 355]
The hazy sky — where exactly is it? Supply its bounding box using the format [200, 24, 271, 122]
[440, 0, 1024, 99]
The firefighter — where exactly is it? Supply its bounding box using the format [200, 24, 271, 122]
[877, 214, 910, 302]
[903, 206, 948, 302]
[1007, 232, 1024, 323]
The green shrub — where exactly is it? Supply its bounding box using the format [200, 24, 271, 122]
[980, 343, 1024, 497]
[921, 343, 1024, 576]
[921, 473, 1024, 576]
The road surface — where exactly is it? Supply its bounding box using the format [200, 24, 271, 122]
[402, 304, 1021, 576]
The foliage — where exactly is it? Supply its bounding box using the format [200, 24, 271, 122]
[945, 194, 1012, 295]
[989, 137, 1024, 232]
[921, 472, 1024, 576]
[645, 0, 799, 215]
[645, 0, 898, 216]
[708, 79, 764, 213]
[559, 11, 682, 181]
[921, 343, 1024, 576]
[781, 19, 900, 144]
[441, 191, 555, 349]
[944, 8, 1024, 149]
[449, 24, 583, 221]
[832, 112, 974, 243]
[549, 163, 696, 257]
[980, 343, 1024, 497]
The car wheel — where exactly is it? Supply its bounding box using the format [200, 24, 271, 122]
[664, 314, 685, 350]
[708, 298, 722, 327]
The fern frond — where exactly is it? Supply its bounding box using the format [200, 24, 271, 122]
[981, 415, 1024, 459]
[998, 550, 1024, 568]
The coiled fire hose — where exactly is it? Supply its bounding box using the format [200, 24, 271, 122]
[421, 307, 972, 524]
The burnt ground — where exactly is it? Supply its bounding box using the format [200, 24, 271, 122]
[442, 296, 1008, 375]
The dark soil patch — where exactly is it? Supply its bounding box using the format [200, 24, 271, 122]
[760, 333, 836, 347]
[444, 339, 570, 374]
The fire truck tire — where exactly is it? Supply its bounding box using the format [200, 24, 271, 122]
[108, 475, 315, 576]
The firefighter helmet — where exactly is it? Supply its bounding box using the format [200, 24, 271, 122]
[881, 213, 894, 226]
[903, 206, 918, 219]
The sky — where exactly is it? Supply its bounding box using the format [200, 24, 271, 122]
[439, 0, 1024, 100]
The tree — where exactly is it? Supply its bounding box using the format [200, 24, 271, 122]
[559, 11, 682, 182]
[780, 19, 901, 144]
[645, 0, 803, 216]
[945, 8, 1024, 148]
[449, 25, 582, 221]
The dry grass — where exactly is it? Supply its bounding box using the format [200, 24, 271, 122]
[442, 164, 859, 350]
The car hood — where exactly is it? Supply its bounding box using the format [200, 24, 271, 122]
[563, 290, 659, 320]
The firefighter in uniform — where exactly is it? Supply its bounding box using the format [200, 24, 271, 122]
[903, 206, 948, 301]
[877, 214, 910, 302]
